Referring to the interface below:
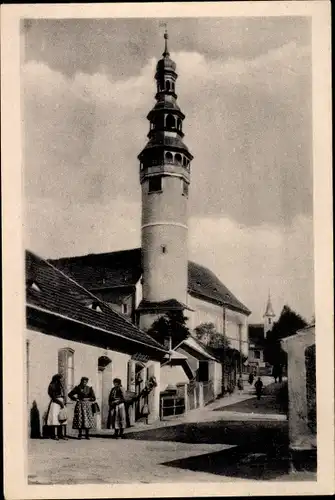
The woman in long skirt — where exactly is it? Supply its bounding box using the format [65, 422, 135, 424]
[45, 374, 67, 440]
[68, 377, 96, 440]
[108, 378, 126, 438]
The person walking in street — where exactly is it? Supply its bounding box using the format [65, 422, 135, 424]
[237, 375, 244, 394]
[68, 377, 96, 440]
[248, 372, 254, 385]
[45, 374, 68, 440]
[255, 376, 263, 400]
[108, 378, 126, 439]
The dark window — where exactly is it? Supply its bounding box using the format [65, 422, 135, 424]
[175, 153, 182, 164]
[268, 318, 272, 324]
[198, 361, 209, 382]
[166, 114, 176, 129]
[122, 303, 128, 315]
[165, 151, 173, 162]
[161, 245, 167, 254]
[254, 350, 261, 360]
[166, 80, 171, 91]
[182, 180, 189, 197]
[148, 176, 162, 193]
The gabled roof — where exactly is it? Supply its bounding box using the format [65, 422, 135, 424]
[180, 335, 216, 361]
[49, 248, 142, 290]
[188, 261, 251, 314]
[26, 250, 167, 353]
[50, 248, 250, 315]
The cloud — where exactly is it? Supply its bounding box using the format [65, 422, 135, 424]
[22, 19, 314, 326]
[23, 39, 312, 228]
[25, 190, 314, 323]
[189, 214, 314, 322]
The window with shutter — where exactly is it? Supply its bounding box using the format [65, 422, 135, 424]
[58, 348, 75, 399]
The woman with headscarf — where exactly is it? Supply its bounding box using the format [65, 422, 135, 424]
[68, 377, 96, 440]
[108, 378, 126, 438]
[45, 374, 67, 440]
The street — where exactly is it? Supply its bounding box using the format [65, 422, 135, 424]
[28, 383, 316, 484]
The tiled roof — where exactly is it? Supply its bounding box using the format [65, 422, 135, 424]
[49, 248, 142, 290]
[26, 250, 167, 353]
[188, 261, 251, 314]
[50, 248, 250, 315]
[137, 299, 193, 312]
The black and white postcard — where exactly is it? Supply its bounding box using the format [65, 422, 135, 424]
[2, 2, 333, 498]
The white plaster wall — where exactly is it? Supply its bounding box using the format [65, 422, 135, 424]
[187, 294, 224, 332]
[225, 309, 249, 358]
[135, 277, 143, 308]
[27, 328, 130, 434]
[160, 365, 189, 391]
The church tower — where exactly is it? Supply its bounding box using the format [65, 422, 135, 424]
[263, 291, 276, 336]
[138, 31, 193, 328]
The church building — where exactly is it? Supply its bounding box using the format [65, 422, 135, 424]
[247, 293, 276, 374]
[50, 32, 251, 400]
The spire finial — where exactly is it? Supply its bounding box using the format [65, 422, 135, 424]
[162, 23, 169, 56]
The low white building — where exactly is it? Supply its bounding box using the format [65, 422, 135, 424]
[26, 251, 168, 438]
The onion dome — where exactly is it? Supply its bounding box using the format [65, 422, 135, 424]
[155, 31, 177, 76]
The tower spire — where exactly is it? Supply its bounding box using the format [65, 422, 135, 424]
[264, 291, 275, 318]
[263, 291, 275, 336]
[163, 28, 169, 56]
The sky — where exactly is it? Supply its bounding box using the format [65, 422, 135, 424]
[22, 17, 314, 323]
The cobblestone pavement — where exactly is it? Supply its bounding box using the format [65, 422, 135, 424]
[28, 380, 315, 485]
[28, 438, 239, 484]
[28, 418, 315, 485]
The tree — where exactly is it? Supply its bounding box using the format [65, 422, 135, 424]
[194, 322, 230, 364]
[264, 305, 308, 370]
[146, 310, 190, 349]
[194, 322, 229, 350]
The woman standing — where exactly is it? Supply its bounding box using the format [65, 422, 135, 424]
[108, 378, 126, 438]
[45, 374, 67, 440]
[68, 377, 96, 440]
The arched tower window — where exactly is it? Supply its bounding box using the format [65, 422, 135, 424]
[166, 80, 171, 91]
[175, 153, 182, 164]
[165, 151, 173, 162]
[183, 156, 187, 166]
[172, 82, 175, 92]
[177, 118, 182, 131]
[166, 114, 176, 129]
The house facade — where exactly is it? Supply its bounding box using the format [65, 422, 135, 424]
[26, 251, 168, 438]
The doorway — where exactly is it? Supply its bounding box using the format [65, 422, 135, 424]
[135, 362, 146, 420]
[97, 356, 113, 429]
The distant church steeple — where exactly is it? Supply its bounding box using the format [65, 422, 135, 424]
[263, 291, 276, 336]
[138, 31, 193, 329]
